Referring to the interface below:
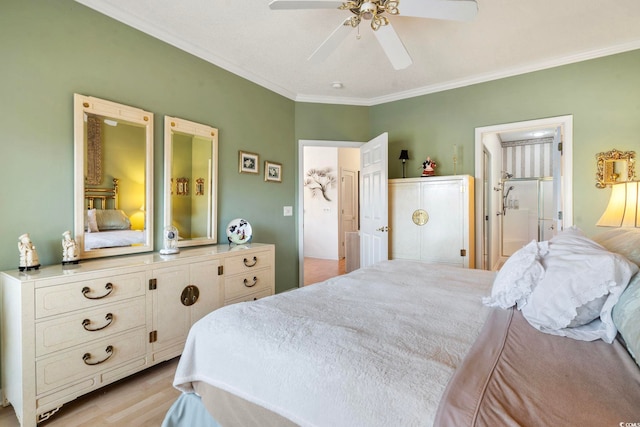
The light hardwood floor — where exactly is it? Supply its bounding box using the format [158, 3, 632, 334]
[304, 257, 346, 286]
[0, 357, 181, 427]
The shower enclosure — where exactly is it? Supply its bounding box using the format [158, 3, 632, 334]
[501, 177, 555, 256]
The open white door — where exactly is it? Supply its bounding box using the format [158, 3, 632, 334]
[359, 133, 389, 268]
[552, 126, 563, 234]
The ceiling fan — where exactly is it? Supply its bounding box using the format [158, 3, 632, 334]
[268, 0, 478, 70]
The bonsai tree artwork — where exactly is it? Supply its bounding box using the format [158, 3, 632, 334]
[304, 167, 337, 201]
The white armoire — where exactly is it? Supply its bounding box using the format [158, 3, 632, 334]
[389, 175, 474, 268]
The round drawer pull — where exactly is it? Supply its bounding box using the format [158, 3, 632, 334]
[244, 276, 258, 287]
[243, 256, 258, 267]
[82, 345, 113, 366]
[82, 313, 114, 332]
[82, 282, 113, 300]
[412, 209, 429, 226]
[181, 285, 200, 306]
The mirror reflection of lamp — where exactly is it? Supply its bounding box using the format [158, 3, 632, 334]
[399, 150, 409, 178]
[130, 205, 146, 230]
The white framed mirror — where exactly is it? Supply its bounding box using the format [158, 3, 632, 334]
[164, 116, 218, 247]
[73, 94, 154, 259]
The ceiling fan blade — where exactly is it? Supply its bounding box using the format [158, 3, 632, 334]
[268, 0, 344, 10]
[308, 20, 354, 63]
[400, 0, 478, 22]
[374, 23, 412, 70]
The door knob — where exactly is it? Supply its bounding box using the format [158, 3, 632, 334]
[375, 226, 389, 232]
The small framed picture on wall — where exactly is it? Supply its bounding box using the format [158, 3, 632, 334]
[239, 150, 259, 174]
[265, 161, 282, 183]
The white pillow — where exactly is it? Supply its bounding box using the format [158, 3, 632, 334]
[86, 209, 99, 233]
[95, 209, 131, 230]
[520, 229, 638, 343]
[482, 240, 548, 309]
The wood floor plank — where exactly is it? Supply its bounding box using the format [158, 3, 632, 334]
[0, 357, 181, 426]
[304, 257, 345, 285]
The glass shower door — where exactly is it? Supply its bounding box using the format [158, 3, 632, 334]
[501, 178, 555, 257]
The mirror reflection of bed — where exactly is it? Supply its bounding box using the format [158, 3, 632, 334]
[74, 93, 154, 260]
[84, 178, 145, 250]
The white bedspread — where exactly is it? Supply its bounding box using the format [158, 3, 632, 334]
[84, 230, 145, 249]
[174, 260, 495, 427]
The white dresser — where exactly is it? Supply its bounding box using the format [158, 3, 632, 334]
[389, 176, 474, 268]
[1, 243, 274, 426]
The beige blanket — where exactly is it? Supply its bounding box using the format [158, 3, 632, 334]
[435, 307, 640, 425]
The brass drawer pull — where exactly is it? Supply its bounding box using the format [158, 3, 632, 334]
[181, 285, 200, 307]
[82, 282, 113, 300]
[244, 276, 258, 288]
[82, 345, 113, 366]
[82, 313, 113, 332]
[243, 256, 258, 267]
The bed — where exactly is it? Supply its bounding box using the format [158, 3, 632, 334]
[84, 179, 145, 249]
[163, 227, 640, 426]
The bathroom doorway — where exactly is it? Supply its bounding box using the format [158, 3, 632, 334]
[474, 116, 574, 270]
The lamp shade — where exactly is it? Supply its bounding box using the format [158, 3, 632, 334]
[596, 181, 640, 227]
[399, 150, 409, 160]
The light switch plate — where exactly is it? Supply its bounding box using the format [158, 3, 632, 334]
[283, 206, 293, 216]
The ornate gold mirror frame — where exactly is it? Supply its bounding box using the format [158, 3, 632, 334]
[595, 149, 635, 188]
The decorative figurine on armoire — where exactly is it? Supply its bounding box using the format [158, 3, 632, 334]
[422, 156, 436, 176]
[18, 233, 41, 271]
[61, 230, 80, 265]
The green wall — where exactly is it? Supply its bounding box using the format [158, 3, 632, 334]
[1, 0, 300, 292]
[2, 0, 640, 293]
[295, 52, 640, 238]
[369, 50, 640, 236]
[295, 103, 370, 142]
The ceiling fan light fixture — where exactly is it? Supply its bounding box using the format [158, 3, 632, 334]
[345, 15, 361, 27]
[360, 2, 376, 20]
[371, 14, 388, 30]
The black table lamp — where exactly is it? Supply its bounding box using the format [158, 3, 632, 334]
[399, 150, 409, 178]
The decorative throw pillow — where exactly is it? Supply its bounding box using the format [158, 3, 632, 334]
[482, 240, 548, 309]
[95, 209, 131, 230]
[86, 209, 99, 233]
[520, 229, 638, 343]
[612, 272, 640, 366]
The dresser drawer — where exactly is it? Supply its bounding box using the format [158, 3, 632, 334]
[36, 328, 147, 395]
[224, 250, 272, 276]
[224, 288, 272, 306]
[224, 269, 272, 301]
[35, 297, 146, 357]
[35, 271, 146, 319]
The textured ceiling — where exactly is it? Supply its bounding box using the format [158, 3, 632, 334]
[75, 0, 640, 105]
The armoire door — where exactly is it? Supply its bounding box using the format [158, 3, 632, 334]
[389, 176, 474, 268]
